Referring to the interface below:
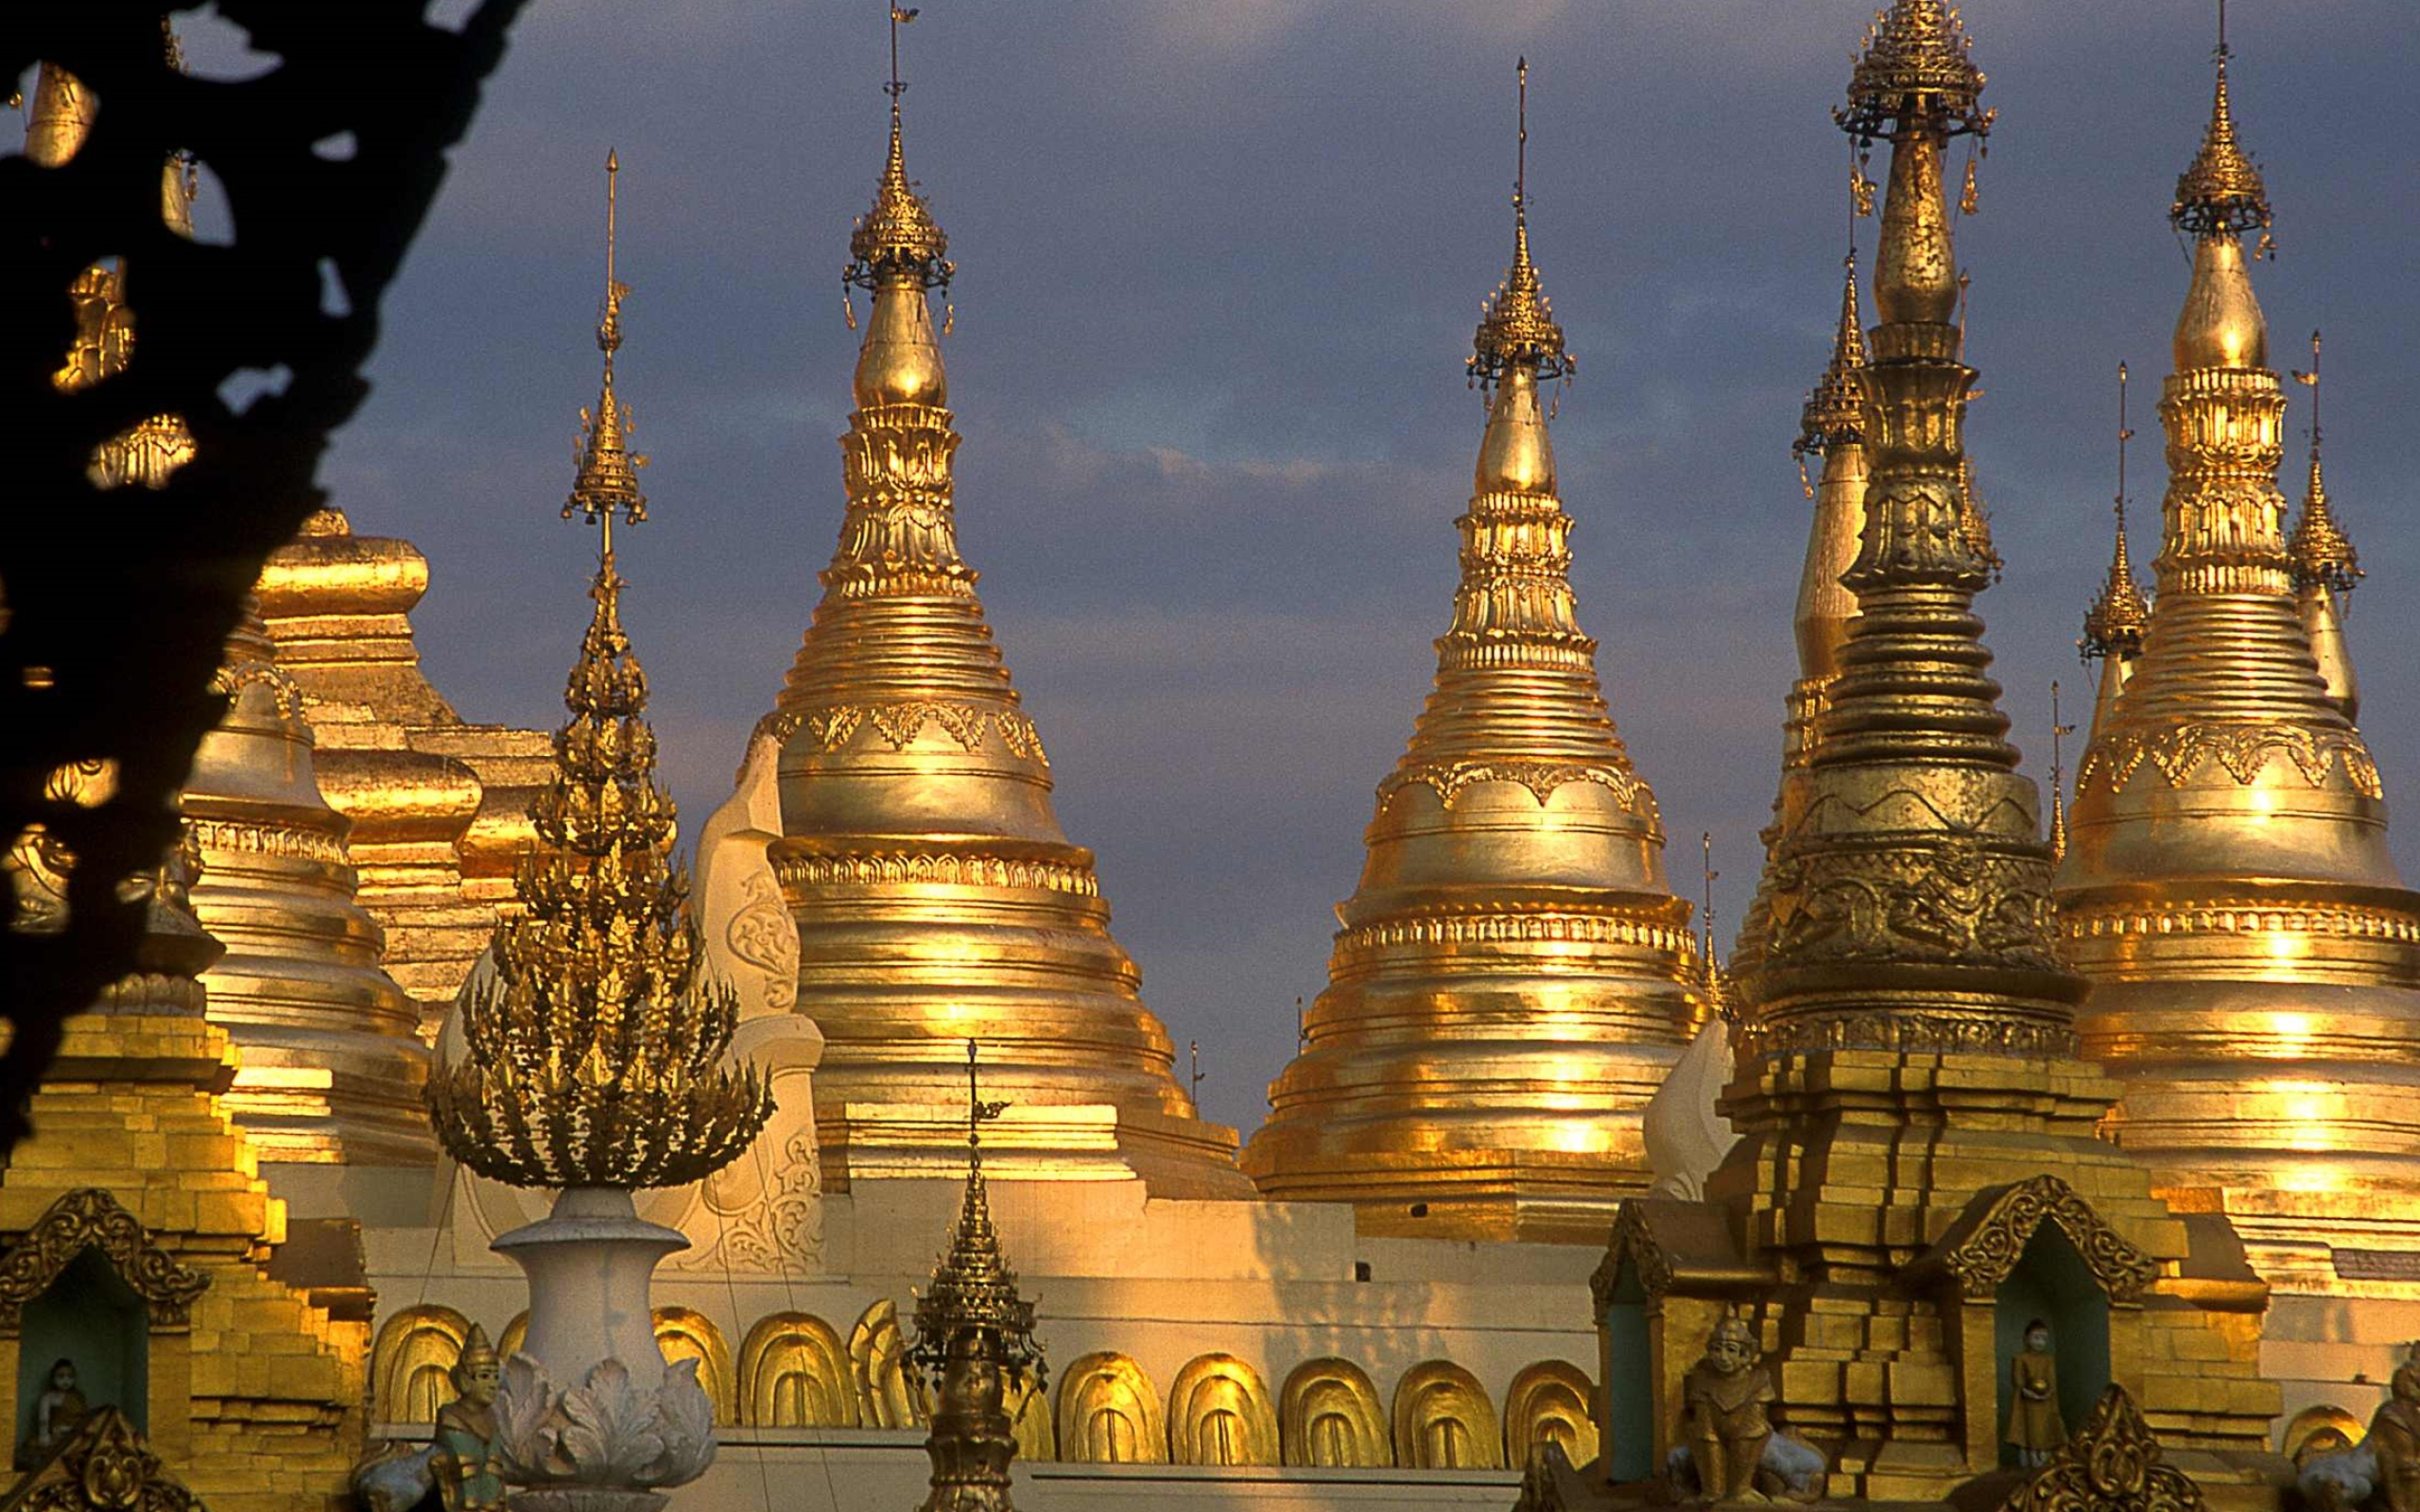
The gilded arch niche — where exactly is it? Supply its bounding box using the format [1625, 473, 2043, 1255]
[1392, 1360, 1500, 1470]
[652, 1307, 733, 1425]
[369, 1305, 469, 1426]
[497, 1312, 527, 1362]
[1167, 1353, 1276, 1467]
[1504, 1360, 1598, 1469]
[1279, 1358, 1388, 1469]
[737, 1313, 855, 1428]
[1056, 1351, 1164, 1465]
[848, 1297, 926, 1429]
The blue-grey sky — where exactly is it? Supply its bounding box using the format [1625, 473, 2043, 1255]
[187, 1, 2419, 1136]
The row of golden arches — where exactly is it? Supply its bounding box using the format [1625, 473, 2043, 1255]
[372, 1301, 1596, 1471]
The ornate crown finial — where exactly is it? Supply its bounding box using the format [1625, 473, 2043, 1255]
[2083, 362, 2152, 660]
[566, 150, 648, 535]
[1795, 248, 1869, 477]
[847, 5, 953, 293]
[2172, 1, 2272, 239]
[1837, 0, 1992, 145]
[1470, 58, 1570, 388]
[2290, 330, 2360, 593]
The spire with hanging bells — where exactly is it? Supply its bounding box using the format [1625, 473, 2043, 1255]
[1243, 60, 1697, 1242]
[753, 9, 1245, 1194]
[1672, 7, 2279, 1492]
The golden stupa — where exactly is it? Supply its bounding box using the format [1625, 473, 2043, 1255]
[2054, 22, 2420, 1407]
[753, 68, 1245, 1194]
[1243, 65, 1699, 1244]
[2077, 364, 2152, 742]
[1601, 5, 2279, 1503]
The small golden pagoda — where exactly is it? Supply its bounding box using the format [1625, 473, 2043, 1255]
[0, 822, 363, 1512]
[254, 507, 555, 1038]
[1243, 63, 1699, 1244]
[752, 30, 1244, 1194]
[182, 610, 435, 1175]
[2054, 18, 2420, 1410]
[1600, 6, 2279, 1503]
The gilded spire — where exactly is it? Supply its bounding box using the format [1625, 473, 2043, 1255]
[1243, 63, 1694, 1240]
[2171, 2, 2271, 242]
[566, 151, 648, 527]
[2080, 362, 2150, 662]
[761, 11, 1242, 1192]
[429, 163, 769, 1191]
[1740, 0, 2075, 1039]
[2289, 330, 2360, 594]
[908, 1045, 1043, 1512]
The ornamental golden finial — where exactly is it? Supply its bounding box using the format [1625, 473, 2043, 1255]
[908, 1042, 1044, 1512]
[566, 151, 648, 532]
[1793, 245, 1868, 495]
[2290, 330, 2360, 594]
[2173, 0, 2272, 248]
[2082, 362, 2152, 661]
[1469, 58, 1569, 390]
[846, 5, 952, 316]
[427, 166, 769, 1192]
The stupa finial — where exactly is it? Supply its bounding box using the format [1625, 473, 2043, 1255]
[2082, 362, 2152, 661]
[2290, 330, 2360, 594]
[566, 150, 648, 537]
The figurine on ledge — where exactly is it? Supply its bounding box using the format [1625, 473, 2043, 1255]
[2298, 1341, 2420, 1512]
[2007, 1318, 2065, 1469]
[13, 1358, 89, 1469]
[352, 1326, 508, 1512]
[1666, 1314, 1825, 1504]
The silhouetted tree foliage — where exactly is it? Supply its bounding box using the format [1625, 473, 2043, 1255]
[0, 2, 528, 1156]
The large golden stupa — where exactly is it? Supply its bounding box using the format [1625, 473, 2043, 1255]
[2054, 23, 2420, 1419]
[751, 89, 1247, 1194]
[1244, 72, 1701, 1243]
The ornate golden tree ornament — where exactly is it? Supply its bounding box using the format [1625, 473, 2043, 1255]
[908, 1043, 1045, 1512]
[1996, 1384, 2203, 1512]
[426, 155, 769, 1192]
[2080, 362, 2151, 663]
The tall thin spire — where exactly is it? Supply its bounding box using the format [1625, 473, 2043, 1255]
[2080, 362, 2150, 664]
[1244, 60, 1694, 1240]
[567, 151, 647, 534]
[2172, 0, 2272, 249]
[2289, 329, 2360, 594]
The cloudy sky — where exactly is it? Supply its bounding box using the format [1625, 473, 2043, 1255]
[182, 0, 2420, 1134]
